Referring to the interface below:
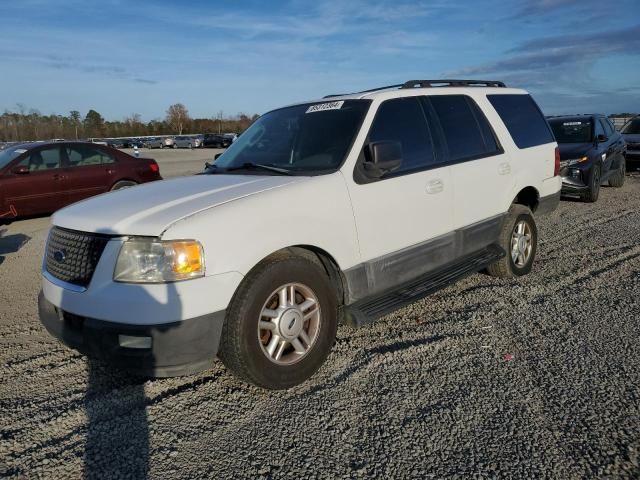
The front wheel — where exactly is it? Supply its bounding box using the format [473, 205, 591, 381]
[219, 254, 338, 389]
[487, 204, 538, 278]
[582, 164, 601, 202]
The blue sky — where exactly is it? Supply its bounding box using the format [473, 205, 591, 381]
[1, 0, 639, 120]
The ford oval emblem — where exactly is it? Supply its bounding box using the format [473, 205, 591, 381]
[53, 249, 67, 263]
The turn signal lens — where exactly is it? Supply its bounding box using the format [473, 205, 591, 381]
[554, 146, 560, 176]
[172, 241, 203, 275]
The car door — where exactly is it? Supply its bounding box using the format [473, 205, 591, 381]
[345, 96, 454, 295]
[62, 144, 116, 205]
[593, 119, 613, 173]
[2, 145, 67, 217]
[600, 118, 624, 173]
[426, 94, 511, 249]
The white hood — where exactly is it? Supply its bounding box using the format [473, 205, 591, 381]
[52, 174, 303, 236]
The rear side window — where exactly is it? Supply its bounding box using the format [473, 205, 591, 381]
[66, 145, 115, 166]
[428, 95, 500, 162]
[487, 94, 554, 149]
[368, 97, 435, 173]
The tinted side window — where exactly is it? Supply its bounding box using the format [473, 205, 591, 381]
[600, 118, 614, 137]
[66, 146, 114, 166]
[368, 97, 435, 173]
[19, 147, 62, 171]
[594, 119, 605, 137]
[487, 94, 554, 149]
[429, 95, 497, 161]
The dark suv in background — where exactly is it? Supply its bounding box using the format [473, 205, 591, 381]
[547, 114, 626, 202]
[202, 134, 231, 148]
[620, 116, 640, 170]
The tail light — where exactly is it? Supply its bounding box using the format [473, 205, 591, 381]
[149, 163, 159, 173]
[554, 146, 560, 176]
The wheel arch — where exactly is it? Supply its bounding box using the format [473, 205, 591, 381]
[255, 245, 348, 307]
[512, 186, 540, 213]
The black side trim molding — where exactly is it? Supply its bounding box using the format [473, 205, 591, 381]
[344, 245, 504, 327]
[537, 191, 560, 215]
[343, 214, 505, 304]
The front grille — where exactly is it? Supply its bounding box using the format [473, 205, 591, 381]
[45, 227, 111, 287]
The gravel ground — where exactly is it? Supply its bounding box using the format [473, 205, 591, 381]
[1, 168, 639, 478]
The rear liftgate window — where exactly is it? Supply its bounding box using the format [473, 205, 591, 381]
[487, 94, 554, 149]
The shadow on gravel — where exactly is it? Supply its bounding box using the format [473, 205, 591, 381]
[84, 362, 149, 479]
[50, 276, 188, 479]
[0, 228, 30, 266]
[303, 333, 451, 397]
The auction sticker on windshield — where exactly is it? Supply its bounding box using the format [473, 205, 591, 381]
[306, 101, 344, 113]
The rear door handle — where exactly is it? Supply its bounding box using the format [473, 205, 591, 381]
[498, 162, 511, 175]
[53, 173, 64, 180]
[426, 179, 444, 194]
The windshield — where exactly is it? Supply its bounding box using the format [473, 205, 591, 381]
[0, 146, 28, 170]
[549, 119, 592, 143]
[621, 119, 640, 135]
[209, 100, 370, 174]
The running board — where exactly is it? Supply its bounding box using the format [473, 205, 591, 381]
[343, 245, 504, 327]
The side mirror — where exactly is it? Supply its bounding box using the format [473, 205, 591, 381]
[214, 153, 223, 160]
[596, 134, 608, 144]
[12, 166, 29, 175]
[363, 141, 402, 178]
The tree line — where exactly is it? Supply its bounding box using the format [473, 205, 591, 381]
[0, 103, 260, 142]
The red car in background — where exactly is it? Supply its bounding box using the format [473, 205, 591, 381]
[0, 141, 161, 220]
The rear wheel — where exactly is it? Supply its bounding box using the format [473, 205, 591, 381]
[582, 165, 601, 202]
[111, 180, 137, 191]
[219, 254, 338, 389]
[487, 204, 538, 278]
[608, 160, 625, 188]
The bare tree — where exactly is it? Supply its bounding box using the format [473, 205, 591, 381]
[166, 104, 190, 134]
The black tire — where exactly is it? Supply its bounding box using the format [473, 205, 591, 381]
[111, 180, 137, 191]
[486, 204, 538, 279]
[608, 159, 625, 188]
[582, 164, 601, 202]
[219, 254, 338, 389]
[172, 143, 177, 149]
[160, 144, 164, 149]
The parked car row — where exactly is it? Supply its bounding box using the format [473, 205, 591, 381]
[91, 133, 238, 150]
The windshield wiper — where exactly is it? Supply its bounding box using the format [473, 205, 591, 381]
[225, 162, 292, 175]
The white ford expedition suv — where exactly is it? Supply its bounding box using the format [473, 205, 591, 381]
[39, 80, 561, 389]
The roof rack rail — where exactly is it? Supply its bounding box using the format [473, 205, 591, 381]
[323, 79, 506, 98]
[401, 79, 506, 88]
[323, 83, 403, 98]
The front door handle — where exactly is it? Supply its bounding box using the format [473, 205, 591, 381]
[498, 162, 511, 175]
[426, 179, 444, 194]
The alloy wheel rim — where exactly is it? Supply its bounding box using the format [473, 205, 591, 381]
[511, 220, 533, 267]
[258, 283, 321, 365]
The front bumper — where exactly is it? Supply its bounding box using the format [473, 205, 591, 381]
[39, 292, 224, 377]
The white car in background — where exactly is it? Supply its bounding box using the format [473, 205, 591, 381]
[39, 79, 560, 389]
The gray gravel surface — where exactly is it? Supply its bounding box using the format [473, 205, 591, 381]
[1, 174, 639, 479]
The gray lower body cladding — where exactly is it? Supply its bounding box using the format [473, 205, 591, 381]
[343, 214, 505, 304]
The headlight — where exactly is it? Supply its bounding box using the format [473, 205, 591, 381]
[114, 238, 204, 283]
[563, 156, 589, 167]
